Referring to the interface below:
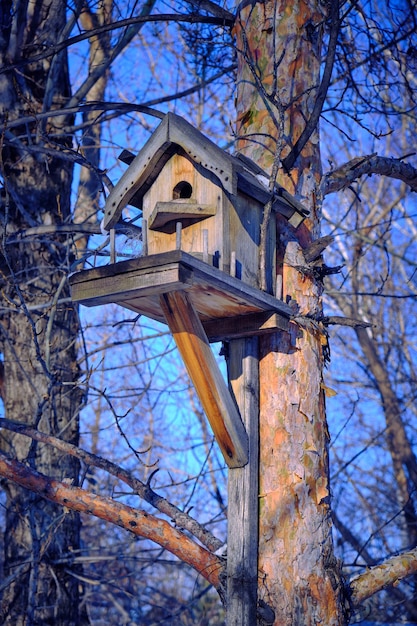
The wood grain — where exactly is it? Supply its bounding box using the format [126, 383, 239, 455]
[159, 290, 249, 468]
[227, 337, 259, 624]
[69, 250, 291, 335]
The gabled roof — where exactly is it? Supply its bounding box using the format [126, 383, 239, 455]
[102, 112, 309, 230]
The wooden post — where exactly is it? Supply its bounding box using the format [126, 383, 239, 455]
[175, 221, 182, 250]
[159, 290, 249, 468]
[142, 219, 148, 256]
[110, 228, 116, 263]
[227, 337, 259, 624]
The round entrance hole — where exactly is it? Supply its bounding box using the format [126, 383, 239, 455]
[173, 181, 193, 199]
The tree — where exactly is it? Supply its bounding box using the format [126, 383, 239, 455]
[0, 2, 86, 623]
[1, 0, 417, 624]
[232, 1, 346, 622]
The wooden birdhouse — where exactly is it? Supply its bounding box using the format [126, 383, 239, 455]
[102, 112, 308, 293]
[70, 113, 309, 469]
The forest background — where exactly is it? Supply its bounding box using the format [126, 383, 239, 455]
[0, 0, 417, 624]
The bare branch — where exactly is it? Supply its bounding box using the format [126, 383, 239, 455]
[0, 451, 225, 595]
[349, 548, 417, 608]
[1, 102, 164, 132]
[322, 154, 417, 196]
[183, 0, 234, 21]
[0, 418, 222, 552]
[4, 221, 141, 243]
[0, 13, 234, 78]
[321, 316, 374, 329]
[141, 64, 237, 108]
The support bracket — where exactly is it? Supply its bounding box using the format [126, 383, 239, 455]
[160, 290, 249, 468]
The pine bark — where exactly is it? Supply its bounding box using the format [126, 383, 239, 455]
[234, 1, 347, 623]
[0, 2, 86, 623]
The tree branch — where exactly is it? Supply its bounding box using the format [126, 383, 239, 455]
[349, 547, 417, 608]
[5, 221, 142, 243]
[0, 418, 223, 552]
[1, 102, 164, 132]
[183, 0, 234, 21]
[0, 14, 234, 78]
[321, 154, 417, 195]
[321, 315, 373, 329]
[0, 451, 225, 596]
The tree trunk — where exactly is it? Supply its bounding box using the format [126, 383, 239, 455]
[234, 1, 347, 623]
[0, 2, 86, 624]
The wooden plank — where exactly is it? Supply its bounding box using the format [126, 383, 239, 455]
[203, 311, 289, 342]
[179, 283, 265, 320]
[227, 337, 259, 624]
[69, 264, 191, 307]
[178, 252, 291, 316]
[159, 290, 248, 469]
[149, 201, 216, 232]
[69, 251, 292, 322]
[100, 300, 290, 338]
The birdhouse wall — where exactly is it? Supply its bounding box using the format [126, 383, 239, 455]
[228, 193, 275, 291]
[142, 152, 274, 293]
[142, 153, 227, 266]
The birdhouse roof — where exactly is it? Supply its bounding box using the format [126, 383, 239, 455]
[102, 112, 309, 230]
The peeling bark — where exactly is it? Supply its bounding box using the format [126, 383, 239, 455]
[234, 1, 346, 623]
[350, 547, 417, 608]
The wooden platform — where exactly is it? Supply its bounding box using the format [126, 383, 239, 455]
[70, 251, 294, 468]
[69, 250, 291, 341]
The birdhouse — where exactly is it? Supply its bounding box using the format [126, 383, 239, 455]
[70, 114, 309, 469]
[102, 112, 308, 293]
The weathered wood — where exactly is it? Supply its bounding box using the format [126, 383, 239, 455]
[159, 290, 249, 468]
[149, 201, 216, 232]
[102, 115, 307, 295]
[142, 153, 230, 272]
[69, 251, 292, 331]
[69, 259, 189, 309]
[228, 191, 273, 290]
[227, 337, 259, 624]
[102, 112, 308, 231]
[203, 311, 289, 342]
[110, 228, 116, 263]
[102, 112, 236, 229]
[235, 170, 308, 227]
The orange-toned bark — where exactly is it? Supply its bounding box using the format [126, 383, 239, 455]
[234, 0, 324, 176]
[256, 236, 345, 624]
[234, 1, 346, 623]
[350, 547, 417, 607]
[0, 452, 225, 594]
[0, 417, 223, 552]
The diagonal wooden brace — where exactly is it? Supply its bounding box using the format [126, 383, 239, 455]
[160, 290, 249, 468]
